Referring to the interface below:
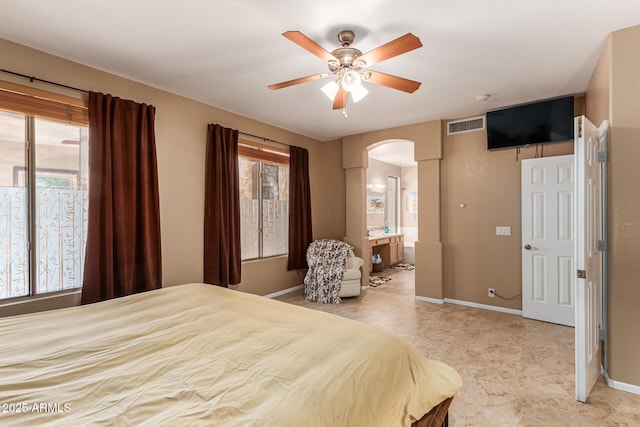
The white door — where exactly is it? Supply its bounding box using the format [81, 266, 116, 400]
[521, 155, 575, 326]
[574, 116, 605, 403]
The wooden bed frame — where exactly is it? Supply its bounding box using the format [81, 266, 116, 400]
[412, 397, 453, 427]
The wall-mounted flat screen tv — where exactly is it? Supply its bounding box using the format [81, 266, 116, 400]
[486, 96, 574, 150]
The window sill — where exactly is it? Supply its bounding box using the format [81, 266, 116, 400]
[242, 254, 288, 265]
[0, 290, 81, 318]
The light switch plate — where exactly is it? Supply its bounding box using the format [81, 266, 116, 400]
[496, 226, 511, 236]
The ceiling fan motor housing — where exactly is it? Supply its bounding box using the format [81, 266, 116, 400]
[328, 30, 366, 72]
[337, 30, 355, 46]
[329, 48, 364, 68]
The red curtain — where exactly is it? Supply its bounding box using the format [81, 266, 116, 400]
[287, 146, 313, 270]
[81, 92, 162, 304]
[204, 124, 241, 286]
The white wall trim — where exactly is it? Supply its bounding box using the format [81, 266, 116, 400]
[263, 284, 303, 299]
[415, 296, 444, 305]
[605, 372, 640, 396]
[444, 298, 522, 316]
[414, 295, 522, 314]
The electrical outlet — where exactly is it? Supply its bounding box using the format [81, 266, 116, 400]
[488, 288, 495, 298]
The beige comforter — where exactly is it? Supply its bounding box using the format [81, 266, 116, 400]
[0, 283, 461, 426]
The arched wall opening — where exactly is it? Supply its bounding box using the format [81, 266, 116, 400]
[367, 139, 417, 260]
[341, 120, 445, 300]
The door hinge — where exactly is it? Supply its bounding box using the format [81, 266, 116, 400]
[597, 240, 607, 252]
[577, 269, 586, 279]
[597, 150, 607, 163]
[599, 328, 606, 340]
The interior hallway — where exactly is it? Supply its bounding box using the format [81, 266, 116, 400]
[276, 268, 640, 426]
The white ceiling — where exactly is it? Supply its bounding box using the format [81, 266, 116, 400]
[0, 1, 638, 141]
[368, 141, 416, 168]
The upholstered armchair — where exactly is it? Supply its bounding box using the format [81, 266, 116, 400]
[304, 239, 365, 303]
[339, 255, 364, 297]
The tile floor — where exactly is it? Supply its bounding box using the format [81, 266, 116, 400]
[276, 268, 640, 426]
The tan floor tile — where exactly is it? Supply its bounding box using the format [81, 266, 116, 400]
[277, 268, 640, 425]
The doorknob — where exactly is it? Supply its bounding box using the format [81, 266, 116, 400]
[524, 244, 532, 250]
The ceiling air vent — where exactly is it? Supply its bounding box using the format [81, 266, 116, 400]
[447, 116, 485, 135]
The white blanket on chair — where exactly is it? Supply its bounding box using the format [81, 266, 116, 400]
[304, 239, 353, 304]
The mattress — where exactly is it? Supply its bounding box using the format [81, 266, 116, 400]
[0, 283, 461, 426]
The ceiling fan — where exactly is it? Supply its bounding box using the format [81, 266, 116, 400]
[268, 30, 423, 114]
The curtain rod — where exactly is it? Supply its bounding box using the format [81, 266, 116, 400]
[239, 131, 290, 147]
[0, 68, 89, 94]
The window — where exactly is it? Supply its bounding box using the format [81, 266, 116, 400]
[0, 84, 88, 301]
[238, 141, 289, 260]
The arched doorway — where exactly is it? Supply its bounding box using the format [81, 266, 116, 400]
[367, 139, 417, 262]
[341, 120, 445, 301]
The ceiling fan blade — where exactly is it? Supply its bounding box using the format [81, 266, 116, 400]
[282, 31, 337, 62]
[358, 33, 422, 67]
[333, 86, 346, 110]
[366, 71, 421, 93]
[268, 73, 327, 90]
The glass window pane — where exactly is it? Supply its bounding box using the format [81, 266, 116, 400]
[239, 157, 259, 260]
[34, 118, 88, 293]
[0, 111, 29, 299]
[262, 162, 288, 257]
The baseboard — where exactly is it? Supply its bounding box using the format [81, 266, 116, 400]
[443, 298, 522, 316]
[605, 372, 640, 396]
[265, 284, 371, 299]
[415, 296, 444, 305]
[263, 284, 303, 299]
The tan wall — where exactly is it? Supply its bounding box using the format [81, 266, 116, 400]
[0, 38, 345, 313]
[441, 125, 573, 309]
[585, 38, 611, 128]
[441, 97, 583, 309]
[593, 25, 640, 387]
[309, 138, 346, 241]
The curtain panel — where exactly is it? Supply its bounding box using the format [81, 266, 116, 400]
[287, 146, 313, 270]
[204, 124, 241, 286]
[81, 92, 162, 304]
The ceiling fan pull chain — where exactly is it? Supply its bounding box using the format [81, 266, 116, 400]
[342, 106, 348, 118]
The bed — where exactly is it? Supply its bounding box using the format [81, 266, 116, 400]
[0, 283, 461, 426]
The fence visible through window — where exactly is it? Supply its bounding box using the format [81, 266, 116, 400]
[0, 110, 88, 300]
[238, 149, 289, 261]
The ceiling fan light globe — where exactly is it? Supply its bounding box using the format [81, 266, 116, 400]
[321, 80, 340, 101]
[341, 70, 362, 92]
[350, 84, 368, 102]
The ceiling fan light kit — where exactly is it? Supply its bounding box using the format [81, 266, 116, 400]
[268, 30, 423, 115]
[349, 81, 368, 103]
[321, 80, 340, 101]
